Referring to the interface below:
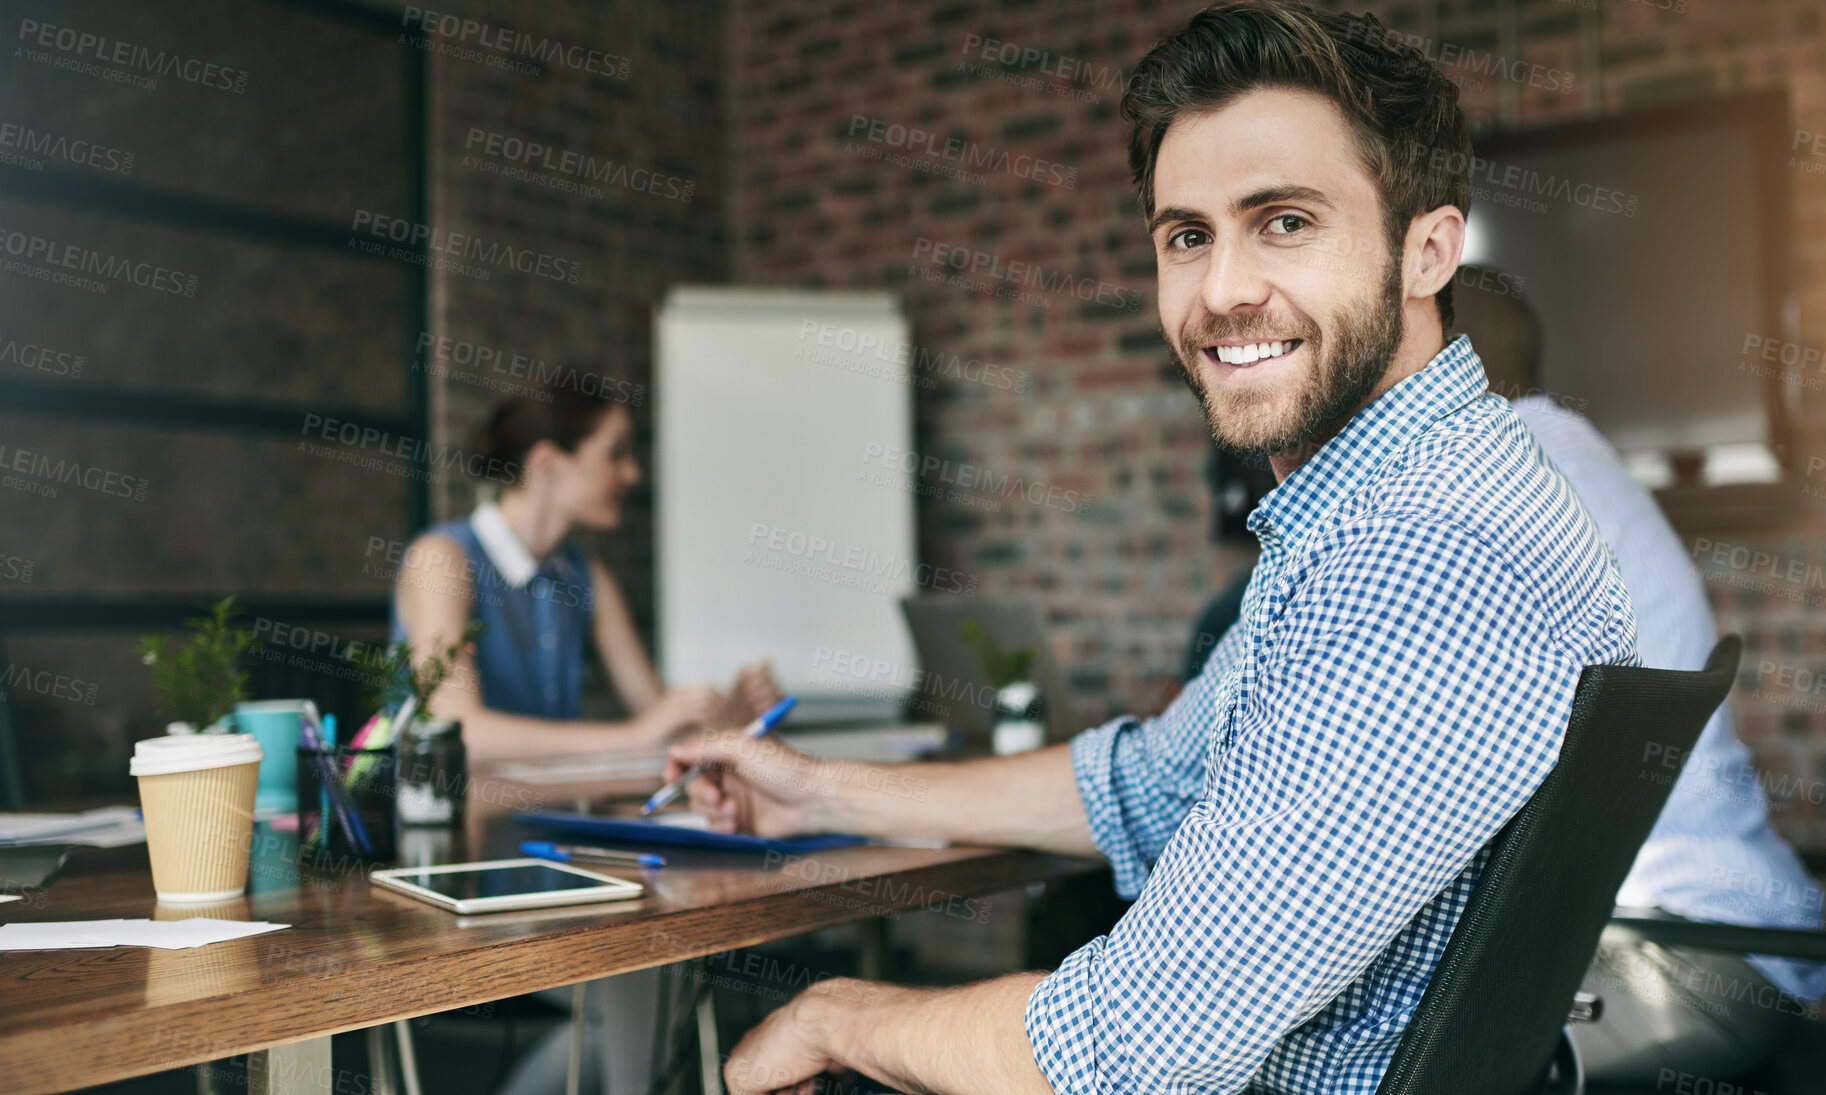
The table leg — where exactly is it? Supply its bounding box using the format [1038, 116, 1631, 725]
[393, 1020, 423, 1095]
[246, 1036, 332, 1095]
[695, 985, 722, 1095]
[858, 916, 889, 981]
[367, 1026, 398, 1095]
[566, 982, 586, 1095]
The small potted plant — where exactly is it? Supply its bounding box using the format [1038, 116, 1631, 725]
[137, 597, 260, 734]
[353, 620, 483, 727]
[960, 618, 1044, 755]
[349, 621, 482, 825]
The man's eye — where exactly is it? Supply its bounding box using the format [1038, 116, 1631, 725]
[1266, 214, 1310, 236]
[1168, 228, 1210, 250]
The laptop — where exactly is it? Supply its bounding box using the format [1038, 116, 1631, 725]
[899, 595, 1079, 744]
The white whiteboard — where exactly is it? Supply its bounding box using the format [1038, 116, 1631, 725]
[655, 287, 917, 698]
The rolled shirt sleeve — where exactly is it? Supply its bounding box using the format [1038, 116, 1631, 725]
[1029, 512, 1632, 1094]
[1071, 623, 1251, 898]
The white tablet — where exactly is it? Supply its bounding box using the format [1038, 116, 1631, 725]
[370, 858, 644, 914]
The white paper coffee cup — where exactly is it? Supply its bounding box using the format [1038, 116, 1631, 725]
[130, 734, 263, 903]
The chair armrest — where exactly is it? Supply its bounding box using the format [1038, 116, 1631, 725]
[1608, 915, 1826, 961]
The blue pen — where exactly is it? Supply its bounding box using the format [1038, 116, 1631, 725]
[521, 840, 665, 869]
[300, 713, 370, 854]
[642, 696, 798, 815]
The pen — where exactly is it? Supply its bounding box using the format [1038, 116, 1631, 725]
[642, 695, 798, 815]
[300, 712, 370, 854]
[521, 840, 665, 869]
[317, 713, 336, 850]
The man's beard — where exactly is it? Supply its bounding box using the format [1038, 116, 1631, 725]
[1171, 255, 1406, 457]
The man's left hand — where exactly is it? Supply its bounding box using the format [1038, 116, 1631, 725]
[723, 981, 846, 1095]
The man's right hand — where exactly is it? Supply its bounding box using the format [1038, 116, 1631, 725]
[665, 736, 1095, 857]
[663, 731, 843, 838]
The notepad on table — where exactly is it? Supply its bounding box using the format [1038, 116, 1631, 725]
[515, 810, 865, 854]
[0, 807, 145, 847]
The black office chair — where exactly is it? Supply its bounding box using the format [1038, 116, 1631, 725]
[1583, 914, 1826, 1095]
[1374, 636, 1743, 1095]
[1599, 914, 1826, 964]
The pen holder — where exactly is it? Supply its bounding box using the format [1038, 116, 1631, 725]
[397, 718, 466, 826]
[296, 744, 398, 862]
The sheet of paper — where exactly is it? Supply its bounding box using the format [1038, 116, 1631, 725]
[70, 918, 289, 950]
[0, 917, 288, 951]
[0, 919, 143, 950]
[0, 807, 145, 847]
[779, 723, 950, 763]
[489, 727, 951, 786]
[63, 811, 147, 848]
[0, 809, 125, 842]
[494, 751, 667, 785]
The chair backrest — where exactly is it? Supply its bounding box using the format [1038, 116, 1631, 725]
[1374, 636, 1742, 1095]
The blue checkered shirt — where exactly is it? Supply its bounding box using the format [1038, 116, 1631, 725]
[1026, 335, 1640, 1094]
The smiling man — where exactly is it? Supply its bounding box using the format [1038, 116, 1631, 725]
[669, 4, 1640, 1093]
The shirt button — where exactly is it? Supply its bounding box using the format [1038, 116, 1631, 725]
[540, 631, 558, 650]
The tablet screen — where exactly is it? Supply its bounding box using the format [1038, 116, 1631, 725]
[401, 863, 610, 901]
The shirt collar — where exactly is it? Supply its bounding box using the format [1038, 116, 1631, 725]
[469, 500, 540, 589]
[1247, 333, 1488, 549]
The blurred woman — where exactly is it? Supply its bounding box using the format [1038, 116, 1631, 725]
[393, 383, 779, 1095]
[393, 384, 778, 763]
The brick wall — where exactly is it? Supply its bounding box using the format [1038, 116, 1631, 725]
[724, 0, 1826, 851]
[730, 0, 1219, 725]
[2, 0, 727, 794]
[424, 0, 729, 680]
[0, 0, 422, 795]
[10, 0, 1821, 845]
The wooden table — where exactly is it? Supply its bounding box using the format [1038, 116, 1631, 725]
[0, 769, 1097, 1094]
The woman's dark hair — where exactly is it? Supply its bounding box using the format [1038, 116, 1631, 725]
[470, 383, 627, 479]
[1121, 1, 1473, 326]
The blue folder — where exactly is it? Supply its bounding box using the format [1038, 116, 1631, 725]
[514, 811, 866, 854]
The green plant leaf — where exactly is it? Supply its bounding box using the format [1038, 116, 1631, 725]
[135, 597, 259, 729]
[960, 618, 1037, 690]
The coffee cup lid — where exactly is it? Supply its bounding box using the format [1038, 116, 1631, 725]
[130, 733, 263, 777]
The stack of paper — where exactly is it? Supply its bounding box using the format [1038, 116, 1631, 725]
[494, 751, 668, 785]
[0, 918, 288, 951]
[779, 723, 951, 762]
[0, 807, 147, 848]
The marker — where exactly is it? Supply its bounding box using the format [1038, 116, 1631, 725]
[299, 712, 368, 854]
[317, 714, 337, 850]
[642, 696, 798, 815]
[521, 840, 665, 869]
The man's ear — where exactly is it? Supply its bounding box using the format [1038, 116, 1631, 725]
[1405, 204, 1466, 304]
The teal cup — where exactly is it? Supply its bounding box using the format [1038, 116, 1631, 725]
[234, 700, 306, 814]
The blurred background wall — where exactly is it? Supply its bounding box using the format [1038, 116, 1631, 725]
[719, 0, 1826, 850]
[4, 0, 1824, 855]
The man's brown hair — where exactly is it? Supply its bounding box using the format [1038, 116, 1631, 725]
[1121, 1, 1473, 325]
